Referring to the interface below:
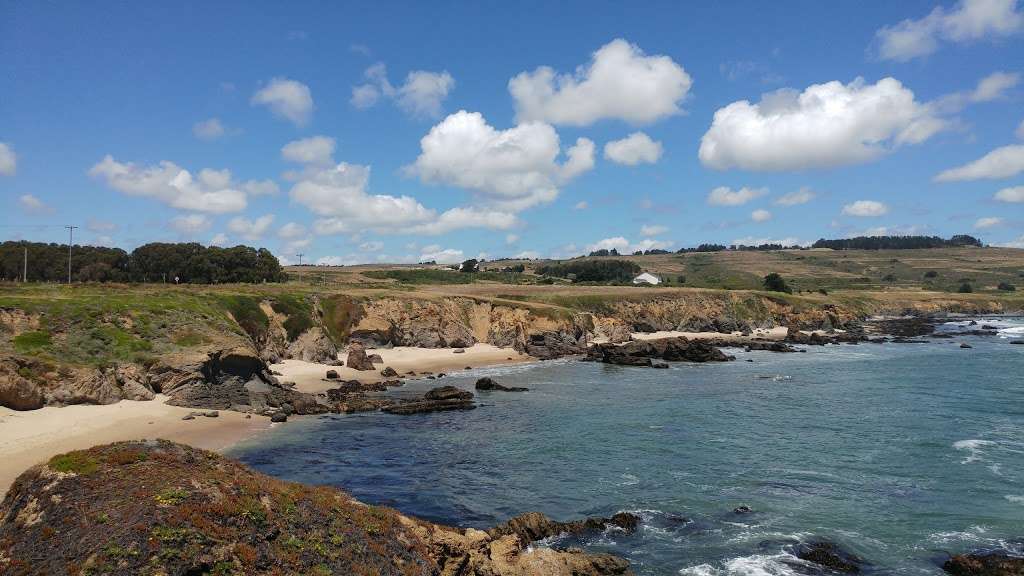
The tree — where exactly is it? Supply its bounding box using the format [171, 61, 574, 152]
[997, 282, 1016, 291]
[763, 273, 792, 294]
[460, 259, 479, 273]
[536, 260, 640, 283]
[957, 282, 973, 293]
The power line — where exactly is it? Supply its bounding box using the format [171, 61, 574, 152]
[65, 225, 78, 284]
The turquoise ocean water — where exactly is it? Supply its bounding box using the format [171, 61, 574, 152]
[230, 319, 1024, 575]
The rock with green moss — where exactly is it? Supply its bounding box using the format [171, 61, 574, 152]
[0, 441, 632, 575]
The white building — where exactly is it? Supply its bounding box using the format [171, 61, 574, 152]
[632, 272, 661, 285]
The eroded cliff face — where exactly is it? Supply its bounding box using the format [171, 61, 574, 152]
[1, 290, 1015, 412]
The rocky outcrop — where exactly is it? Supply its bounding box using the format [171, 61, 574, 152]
[345, 342, 376, 371]
[523, 330, 587, 359]
[154, 348, 325, 415]
[0, 355, 156, 410]
[383, 385, 476, 415]
[475, 377, 528, 392]
[488, 511, 640, 542]
[0, 441, 633, 576]
[943, 553, 1024, 576]
[587, 337, 734, 367]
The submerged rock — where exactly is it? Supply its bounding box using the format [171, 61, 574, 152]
[792, 540, 865, 573]
[475, 377, 528, 392]
[383, 386, 476, 415]
[961, 343, 973, 349]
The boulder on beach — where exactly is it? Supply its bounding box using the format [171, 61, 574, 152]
[380, 366, 399, 378]
[345, 343, 376, 371]
[325, 369, 339, 380]
[368, 353, 384, 364]
[270, 411, 287, 422]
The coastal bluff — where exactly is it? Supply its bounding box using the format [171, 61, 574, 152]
[0, 440, 633, 576]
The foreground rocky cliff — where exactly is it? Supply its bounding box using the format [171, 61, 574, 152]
[0, 440, 632, 575]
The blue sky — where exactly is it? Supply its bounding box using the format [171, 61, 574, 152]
[2, 0, 1023, 264]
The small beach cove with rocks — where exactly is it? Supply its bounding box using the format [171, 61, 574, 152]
[227, 317, 1024, 575]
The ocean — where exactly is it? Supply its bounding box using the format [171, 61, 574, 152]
[229, 319, 1024, 575]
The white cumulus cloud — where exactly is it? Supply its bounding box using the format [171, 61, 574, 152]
[169, 214, 212, 236]
[842, 200, 889, 217]
[935, 145, 1024, 181]
[775, 187, 817, 206]
[586, 236, 671, 254]
[732, 236, 803, 247]
[975, 216, 1004, 229]
[89, 155, 259, 213]
[875, 0, 1023, 62]
[19, 194, 52, 214]
[699, 77, 943, 171]
[604, 132, 663, 165]
[0, 143, 16, 176]
[282, 136, 336, 165]
[751, 209, 772, 222]
[640, 224, 669, 236]
[407, 110, 595, 211]
[351, 63, 455, 119]
[227, 214, 275, 241]
[509, 38, 692, 126]
[1017, 119, 1024, 139]
[707, 186, 767, 206]
[210, 233, 229, 247]
[193, 118, 226, 140]
[419, 245, 464, 264]
[573, 201, 588, 210]
[284, 136, 517, 236]
[251, 77, 313, 126]
[995, 186, 1024, 202]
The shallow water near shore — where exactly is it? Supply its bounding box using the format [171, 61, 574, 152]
[230, 321, 1024, 575]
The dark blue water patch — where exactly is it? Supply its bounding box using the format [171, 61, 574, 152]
[230, 333, 1024, 575]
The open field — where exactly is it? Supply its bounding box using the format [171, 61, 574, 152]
[284, 247, 1024, 294]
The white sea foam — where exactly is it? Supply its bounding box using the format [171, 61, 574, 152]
[1006, 495, 1024, 504]
[953, 439, 996, 463]
[679, 553, 806, 573]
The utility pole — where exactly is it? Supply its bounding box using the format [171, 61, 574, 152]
[65, 225, 78, 284]
[295, 253, 304, 284]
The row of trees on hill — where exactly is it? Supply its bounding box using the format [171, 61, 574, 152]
[0, 241, 285, 283]
[811, 235, 982, 250]
[536, 259, 641, 283]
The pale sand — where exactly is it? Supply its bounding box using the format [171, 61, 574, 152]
[274, 343, 534, 395]
[629, 326, 789, 342]
[0, 395, 273, 497]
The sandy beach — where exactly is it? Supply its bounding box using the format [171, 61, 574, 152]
[0, 344, 532, 496]
[629, 327, 789, 342]
[274, 343, 534, 394]
[0, 395, 273, 497]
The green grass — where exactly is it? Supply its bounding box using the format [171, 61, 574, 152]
[321, 294, 360, 343]
[12, 330, 51, 353]
[49, 451, 100, 475]
[219, 295, 269, 342]
[269, 294, 315, 341]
